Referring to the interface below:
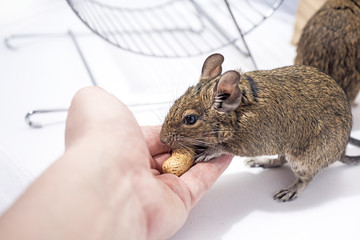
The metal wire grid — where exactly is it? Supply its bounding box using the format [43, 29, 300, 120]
[66, 0, 284, 58]
[5, 0, 284, 127]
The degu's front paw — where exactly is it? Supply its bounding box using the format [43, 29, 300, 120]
[245, 158, 258, 167]
[245, 156, 286, 168]
[244, 157, 272, 168]
[195, 152, 222, 163]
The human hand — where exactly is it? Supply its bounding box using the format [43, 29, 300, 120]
[140, 126, 233, 239]
[65, 87, 233, 239]
[0, 87, 232, 240]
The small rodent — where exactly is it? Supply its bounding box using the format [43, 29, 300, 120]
[160, 53, 360, 202]
[295, 0, 360, 105]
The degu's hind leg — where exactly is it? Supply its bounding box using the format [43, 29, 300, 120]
[273, 154, 320, 202]
[246, 154, 287, 168]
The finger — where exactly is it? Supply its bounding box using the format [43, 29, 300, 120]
[141, 126, 170, 156]
[142, 125, 170, 170]
[152, 152, 171, 172]
[180, 155, 233, 208]
[65, 87, 150, 168]
[66, 86, 136, 147]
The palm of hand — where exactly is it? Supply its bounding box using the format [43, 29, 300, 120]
[66, 87, 232, 240]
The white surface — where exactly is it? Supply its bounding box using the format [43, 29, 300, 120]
[1, 0, 360, 239]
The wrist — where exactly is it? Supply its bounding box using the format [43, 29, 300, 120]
[0, 135, 149, 240]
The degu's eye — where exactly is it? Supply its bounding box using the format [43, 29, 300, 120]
[182, 114, 198, 125]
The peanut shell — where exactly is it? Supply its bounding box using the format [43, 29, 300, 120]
[162, 148, 195, 176]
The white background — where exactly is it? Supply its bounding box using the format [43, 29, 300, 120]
[1, 0, 360, 239]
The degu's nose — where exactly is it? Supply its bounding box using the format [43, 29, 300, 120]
[159, 130, 166, 144]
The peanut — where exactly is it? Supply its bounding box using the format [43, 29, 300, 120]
[162, 148, 195, 176]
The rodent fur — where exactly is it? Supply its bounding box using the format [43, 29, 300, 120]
[295, 0, 360, 105]
[160, 53, 359, 202]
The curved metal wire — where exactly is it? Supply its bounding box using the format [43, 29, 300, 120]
[24, 101, 173, 128]
[66, 0, 284, 58]
[11, 0, 284, 128]
[25, 109, 68, 128]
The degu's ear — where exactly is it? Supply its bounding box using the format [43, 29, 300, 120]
[200, 53, 224, 80]
[213, 70, 242, 112]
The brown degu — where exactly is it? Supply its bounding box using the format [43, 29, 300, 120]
[160, 53, 360, 202]
[295, 0, 360, 105]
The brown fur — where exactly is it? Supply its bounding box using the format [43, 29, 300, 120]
[160, 53, 353, 202]
[295, 0, 360, 104]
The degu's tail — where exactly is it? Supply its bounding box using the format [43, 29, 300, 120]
[340, 155, 360, 165]
[349, 137, 360, 147]
[340, 136, 360, 164]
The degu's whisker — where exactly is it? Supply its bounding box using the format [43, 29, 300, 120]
[178, 136, 210, 147]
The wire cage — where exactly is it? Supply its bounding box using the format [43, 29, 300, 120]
[66, 0, 284, 62]
[9, 0, 284, 127]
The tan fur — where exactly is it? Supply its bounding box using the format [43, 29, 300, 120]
[160, 54, 353, 201]
[295, 0, 360, 104]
